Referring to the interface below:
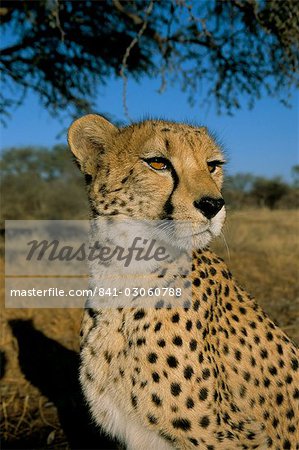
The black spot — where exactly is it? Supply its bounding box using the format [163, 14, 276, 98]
[188, 438, 198, 446]
[171, 382, 181, 396]
[286, 408, 294, 420]
[190, 339, 197, 351]
[291, 358, 298, 371]
[148, 353, 158, 363]
[154, 322, 162, 332]
[199, 387, 208, 401]
[234, 350, 242, 361]
[222, 270, 229, 279]
[283, 440, 291, 449]
[225, 302, 232, 311]
[268, 365, 277, 376]
[266, 331, 273, 341]
[104, 351, 112, 364]
[276, 344, 283, 355]
[147, 414, 158, 424]
[131, 393, 138, 408]
[173, 336, 183, 346]
[193, 300, 200, 311]
[223, 344, 229, 355]
[202, 368, 211, 380]
[134, 309, 145, 320]
[239, 307, 246, 315]
[196, 320, 202, 330]
[152, 393, 162, 406]
[202, 293, 208, 302]
[251, 356, 256, 367]
[184, 366, 194, 380]
[172, 418, 191, 431]
[186, 397, 194, 409]
[243, 371, 251, 382]
[186, 320, 193, 331]
[85, 370, 94, 382]
[193, 278, 200, 287]
[199, 415, 210, 428]
[167, 355, 179, 368]
[158, 339, 166, 347]
[171, 313, 180, 323]
[239, 385, 247, 398]
[87, 308, 98, 319]
[276, 393, 284, 405]
[121, 176, 129, 184]
[198, 352, 204, 364]
[259, 395, 265, 405]
[263, 377, 271, 388]
[260, 349, 268, 359]
[152, 372, 160, 383]
[272, 417, 279, 428]
[254, 335, 260, 344]
[239, 337, 246, 346]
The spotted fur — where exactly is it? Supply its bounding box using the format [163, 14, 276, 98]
[68, 115, 299, 450]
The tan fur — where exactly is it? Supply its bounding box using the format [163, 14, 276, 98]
[68, 115, 299, 450]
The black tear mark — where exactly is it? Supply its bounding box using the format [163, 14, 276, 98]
[161, 164, 179, 218]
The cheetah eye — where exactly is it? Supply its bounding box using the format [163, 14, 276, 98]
[143, 157, 170, 171]
[207, 160, 225, 174]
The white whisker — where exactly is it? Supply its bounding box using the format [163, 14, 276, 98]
[220, 231, 230, 261]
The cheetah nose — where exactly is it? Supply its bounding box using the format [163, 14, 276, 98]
[193, 196, 225, 219]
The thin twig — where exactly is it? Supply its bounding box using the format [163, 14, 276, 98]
[2, 400, 8, 436]
[38, 397, 58, 429]
[119, 0, 154, 121]
[53, 0, 65, 42]
[14, 394, 29, 433]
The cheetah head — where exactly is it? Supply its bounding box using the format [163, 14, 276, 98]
[68, 114, 226, 250]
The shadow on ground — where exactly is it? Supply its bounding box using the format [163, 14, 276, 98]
[5, 319, 120, 450]
[0, 350, 7, 379]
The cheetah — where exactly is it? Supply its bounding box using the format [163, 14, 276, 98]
[68, 114, 299, 450]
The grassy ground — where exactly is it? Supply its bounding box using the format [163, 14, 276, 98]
[1, 209, 298, 449]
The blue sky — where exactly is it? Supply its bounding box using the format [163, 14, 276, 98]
[1, 76, 298, 181]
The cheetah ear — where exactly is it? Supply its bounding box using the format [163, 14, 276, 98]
[68, 114, 118, 174]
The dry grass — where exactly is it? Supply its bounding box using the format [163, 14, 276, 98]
[1, 209, 298, 449]
[211, 209, 299, 341]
